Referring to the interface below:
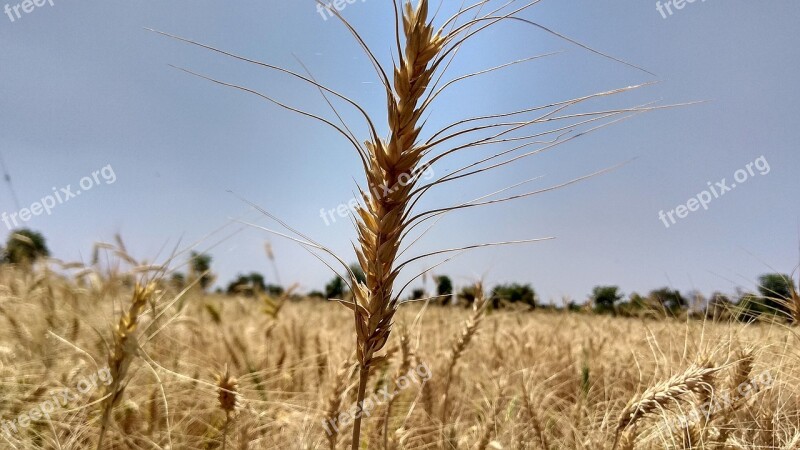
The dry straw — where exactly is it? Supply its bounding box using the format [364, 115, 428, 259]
[150, 1, 669, 447]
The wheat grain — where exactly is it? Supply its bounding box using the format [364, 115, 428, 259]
[613, 365, 720, 450]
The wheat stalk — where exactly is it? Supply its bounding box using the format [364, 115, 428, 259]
[613, 365, 720, 450]
[477, 380, 507, 450]
[215, 364, 240, 450]
[323, 359, 352, 450]
[521, 379, 550, 450]
[149, 1, 668, 447]
[441, 282, 488, 422]
[97, 281, 157, 450]
[342, 3, 448, 446]
[380, 326, 414, 450]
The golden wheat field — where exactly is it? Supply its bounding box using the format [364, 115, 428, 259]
[0, 263, 798, 450]
[2, 0, 799, 449]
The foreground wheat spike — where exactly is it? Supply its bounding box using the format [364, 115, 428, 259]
[97, 281, 157, 450]
[342, 2, 451, 446]
[150, 0, 665, 446]
[613, 365, 720, 450]
[216, 365, 240, 450]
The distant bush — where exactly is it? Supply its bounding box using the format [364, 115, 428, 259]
[434, 275, 453, 305]
[590, 285, 623, 315]
[3, 229, 49, 266]
[490, 283, 536, 309]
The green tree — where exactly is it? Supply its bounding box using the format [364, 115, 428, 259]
[4, 229, 49, 265]
[648, 287, 687, 315]
[757, 273, 795, 318]
[350, 263, 366, 285]
[591, 285, 624, 315]
[248, 272, 267, 292]
[322, 263, 364, 300]
[227, 274, 251, 295]
[458, 285, 481, 306]
[434, 275, 453, 305]
[491, 283, 536, 309]
[325, 275, 346, 299]
[170, 272, 186, 290]
[617, 292, 647, 317]
[736, 292, 768, 323]
[190, 251, 213, 291]
[227, 272, 280, 296]
[264, 284, 285, 297]
[706, 292, 732, 321]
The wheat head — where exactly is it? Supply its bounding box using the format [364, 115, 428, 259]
[613, 365, 720, 450]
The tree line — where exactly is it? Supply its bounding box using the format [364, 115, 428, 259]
[3, 228, 797, 323]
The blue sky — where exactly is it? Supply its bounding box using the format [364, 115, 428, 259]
[0, 0, 798, 302]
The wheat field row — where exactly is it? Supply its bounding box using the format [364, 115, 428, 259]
[0, 265, 798, 449]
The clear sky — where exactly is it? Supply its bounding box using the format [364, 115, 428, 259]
[1, 0, 798, 302]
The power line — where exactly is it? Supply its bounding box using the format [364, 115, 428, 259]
[0, 149, 21, 211]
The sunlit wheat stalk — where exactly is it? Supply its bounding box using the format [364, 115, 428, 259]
[97, 281, 157, 450]
[149, 0, 672, 446]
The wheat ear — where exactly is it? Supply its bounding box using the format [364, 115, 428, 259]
[215, 364, 240, 450]
[148, 1, 666, 446]
[344, 2, 447, 447]
[441, 282, 488, 422]
[97, 281, 157, 450]
[613, 365, 719, 450]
